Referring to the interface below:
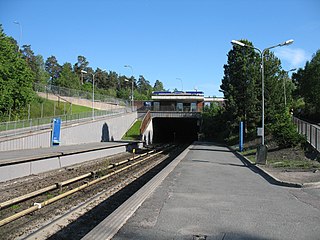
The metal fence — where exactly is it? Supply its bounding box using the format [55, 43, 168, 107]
[34, 83, 128, 106]
[0, 83, 133, 138]
[293, 117, 320, 152]
[0, 108, 132, 138]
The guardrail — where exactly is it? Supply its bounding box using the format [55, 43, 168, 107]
[293, 117, 320, 152]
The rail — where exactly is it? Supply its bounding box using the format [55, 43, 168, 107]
[293, 116, 320, 152]
[140, 110, 151, 135]
[0, 145, 172, 227]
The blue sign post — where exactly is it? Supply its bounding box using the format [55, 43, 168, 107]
[51, 118, 61, 146]
[239, 121, 244, 152]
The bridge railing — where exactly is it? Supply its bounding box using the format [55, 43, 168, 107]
[139, 106, 202, 112]
[293, 117, 320, 152]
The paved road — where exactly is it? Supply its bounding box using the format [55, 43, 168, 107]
[113, 142, 320, 240]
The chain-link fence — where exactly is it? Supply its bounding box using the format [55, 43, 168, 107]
[0, 84, 132, 138]
[0, 108, 132, 138]
[34, 83, 128, 106]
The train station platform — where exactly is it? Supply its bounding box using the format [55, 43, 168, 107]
[83, 141, 320, 240]
[0, 141, 140, 182]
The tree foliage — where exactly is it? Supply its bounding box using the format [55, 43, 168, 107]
[57, 63, 80, 89]
[220, 39, 295, 141]
[270, 112, 305, 148]
[220, 39, 261, 136]
[45, 55, 61, 84]
[0, 25, 35, 120]
[292, 50, 320, 121]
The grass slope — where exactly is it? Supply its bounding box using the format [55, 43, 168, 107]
[122, 120, 142, 140]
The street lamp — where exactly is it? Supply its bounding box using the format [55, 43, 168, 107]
[176, 78, 183, 92]
[13, 21, 22, 51]
[124, 65, 134, 110]
[283, 68, 296, 107]
[231, 39, 294, 163]
[81, 70, 95, 120]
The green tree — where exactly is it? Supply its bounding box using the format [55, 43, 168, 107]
[220, 39, 290, 139]
[201, 103, 227, 141]
[153, 80, 165, 91]
[97, 70, 118, 90]
[292, 50, 320, 121]
[45, 55, 61, 85]
[137, 75, 152, 99]
[0, 25, 35, 120]
[57, 62, 80, 89]
[73, 55, 89, 85]
[220, 39, 261, 136]
[34, 55, 50, 84]
[263, 51, 288, 124]
[21, 45, 49, 84]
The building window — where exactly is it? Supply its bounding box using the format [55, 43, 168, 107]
[177, 103, 183, 111]
[191, 102, 197, 112]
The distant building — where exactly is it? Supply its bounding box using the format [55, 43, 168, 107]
[151, 91, 205, 112]
[133, 91, 225, 112]
[203, 97, 225, 107]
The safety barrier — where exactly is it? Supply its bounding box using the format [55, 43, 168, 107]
[293, 117, 320, 152]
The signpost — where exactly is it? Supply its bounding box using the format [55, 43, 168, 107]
[51, 118, 61, 146]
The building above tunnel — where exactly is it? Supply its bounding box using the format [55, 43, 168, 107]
[135, 91, 225, 112]
[151, 91, 204, 112]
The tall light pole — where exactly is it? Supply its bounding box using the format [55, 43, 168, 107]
[81, 70, 95, 120]
[283, 68, 296, 107]
[13, 21, 22, 51]
[176, 78, 183, 91]
[124, 65, 134, 110]
[231, 39, 294, 163]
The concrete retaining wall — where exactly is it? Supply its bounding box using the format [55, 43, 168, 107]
[0, 112, 137, 151]
[0, 145, 126, 182]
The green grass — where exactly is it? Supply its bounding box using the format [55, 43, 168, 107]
[241, 148, 320, 169]
[0, 98, 96, 131]
[29, 98, 92, 118]
[266, 159, 320, 169]
[10, 205, 20, 210]
[122, 120, 142, 140]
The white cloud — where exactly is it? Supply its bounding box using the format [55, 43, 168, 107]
[274, 48, 310, 68]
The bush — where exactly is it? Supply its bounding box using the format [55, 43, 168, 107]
[270, 112, 305, 148]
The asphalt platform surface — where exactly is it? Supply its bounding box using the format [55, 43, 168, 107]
[113, 142, 320, 240]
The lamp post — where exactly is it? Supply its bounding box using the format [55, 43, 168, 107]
[13, 21, 22, 51]
[81, 70, 95, 120]
[176, 78, 183, 92]
[283, 68, 296, 107]
[231, 39, 294, 163]
[124, 65, 134, 110]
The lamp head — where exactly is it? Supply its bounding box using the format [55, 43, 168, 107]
[281, 39, 294, 46]
[81, 70, 87, 74]
[231, 40, 246, 47]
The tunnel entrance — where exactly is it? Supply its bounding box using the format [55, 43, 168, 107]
[152, 117, 199, 143]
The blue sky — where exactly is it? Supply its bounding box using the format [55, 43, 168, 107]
[1, 0, 319, 97]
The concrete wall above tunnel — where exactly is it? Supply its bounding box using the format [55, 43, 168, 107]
[152, 117, 200, 143]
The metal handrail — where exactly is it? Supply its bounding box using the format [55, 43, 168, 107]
[293, 116, 320, 152]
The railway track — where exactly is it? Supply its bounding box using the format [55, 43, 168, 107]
[0, 144, 186, 239]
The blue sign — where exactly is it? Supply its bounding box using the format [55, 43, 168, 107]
[52, 118, 61, 146]
[239, 121, 243, 152]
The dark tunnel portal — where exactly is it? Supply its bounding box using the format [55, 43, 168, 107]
[153, 117, 199, 143]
